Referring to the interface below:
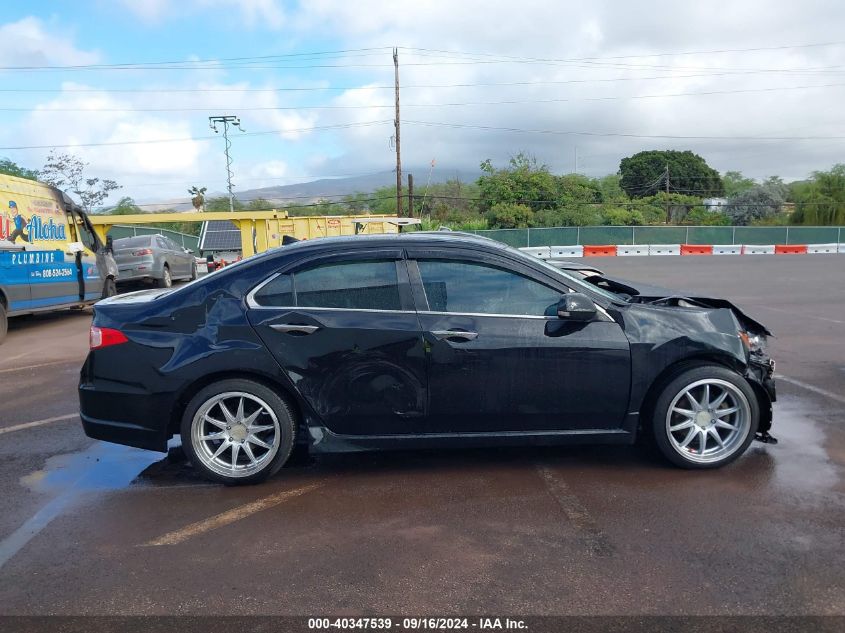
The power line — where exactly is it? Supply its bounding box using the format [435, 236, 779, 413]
[11, 81, 844, 113]
[0, 120, 391, 150]
[5, 68, 845, 94]
[404, 120, 845, 140]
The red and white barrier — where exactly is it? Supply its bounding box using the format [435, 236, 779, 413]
[681, 244, 713, 256]
[742, 245, 776, 255]
[713, 245, 742, 255]
[807, 243, 838, 254]
[649, 244, 681, 256]
[521, 246, 552, 260]
[616, 245, 649, 256]
[550, 245, 584, 258]
[583, 245, 617, 257]
[522, 243, 845, 260]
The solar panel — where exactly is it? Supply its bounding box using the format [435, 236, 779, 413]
[199, 220, 242, 251]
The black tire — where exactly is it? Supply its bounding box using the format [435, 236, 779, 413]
[650, 365, 759, 470]
[156, 265, 172, 288]
[180, 379, 297, 485]
[190, 262, 197, 281]
[0, 302, 7, 345]
[101, 277, 117, 299]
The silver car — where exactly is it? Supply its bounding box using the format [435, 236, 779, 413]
[113, 234, 196, 288]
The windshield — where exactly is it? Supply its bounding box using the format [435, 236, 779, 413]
[508, 246, 624, 303]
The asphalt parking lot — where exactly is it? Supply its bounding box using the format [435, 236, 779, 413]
[0, 256, 843, 617]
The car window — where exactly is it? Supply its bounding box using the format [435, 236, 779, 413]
[155, 236, 168, 250]
[252, 274, 294, 307]
[252, 260, 401, 310]
[417, 259, 562, 317]
[295, 260, 401, 310]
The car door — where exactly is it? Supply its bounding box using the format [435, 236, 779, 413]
[168, 237, 191, 277]
[246, 249, 428, 436]
[406, 249, 631, 434]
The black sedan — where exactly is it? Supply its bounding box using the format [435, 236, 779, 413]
[79, 232, 776, 484]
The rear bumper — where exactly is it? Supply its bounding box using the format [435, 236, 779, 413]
[79, 382, 172, 452]
[117, 264, 161, 283]
[80, 411, 167, 452]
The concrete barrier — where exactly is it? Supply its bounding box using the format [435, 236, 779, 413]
[648, 244, 681, 256]
[681, 244, 714, 256]
[775, 244, 808, 255]
[806, 243, 839, 254]
[519, 246, 552, 260]
[713, 244, 742, 255]
[742, 245, 776, 255]
[616, 245, 649, 256]
[838, 243, 845, 254]
[550, 245, 584, 258]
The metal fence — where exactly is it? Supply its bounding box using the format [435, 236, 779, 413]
[107, 224, 200, 254]
[472, 226, 845, 248]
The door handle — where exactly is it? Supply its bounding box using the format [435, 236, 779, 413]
[431, 330, 478, 341]
[270, 324, 320, 335]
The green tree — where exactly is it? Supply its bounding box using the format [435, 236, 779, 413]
[107, 196, 142, 215]
[681, 207, 731, 226]
[485, 202, 533, 228]
[725, 184, 784, 225]
[0, 158, 39, 181]
[722, 171, 756, 197]
[790, 165, 845, 225]
[188, 186, 207, 212]
[619, 150, 723, 199]
[477, 153, 559, 212]
[40, 151, 121, 212]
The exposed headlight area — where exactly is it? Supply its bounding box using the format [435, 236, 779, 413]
[739, 330, 767, 356]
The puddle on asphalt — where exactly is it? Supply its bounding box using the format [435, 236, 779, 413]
[765, 393, 840, 496]
[20, 440, 205, 496]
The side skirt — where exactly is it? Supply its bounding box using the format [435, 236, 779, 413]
[308, 426, 635, 454]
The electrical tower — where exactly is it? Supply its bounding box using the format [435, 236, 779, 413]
[209, 115, 245, 213]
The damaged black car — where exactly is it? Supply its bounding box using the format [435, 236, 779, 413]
[79, 232, 776, 484]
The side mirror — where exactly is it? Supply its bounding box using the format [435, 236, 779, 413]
[557, 292, 597, 321]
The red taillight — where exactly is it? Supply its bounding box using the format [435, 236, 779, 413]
[90, 326, 128, 350]
[132, 248, 153, 256]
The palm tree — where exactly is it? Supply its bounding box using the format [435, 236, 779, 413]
[189, 186, 207, 212]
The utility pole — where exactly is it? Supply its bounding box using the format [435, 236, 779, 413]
[209, 115, 245, 213]
[407, 173, 414, 217]
[393, 47, 403, 217]
[664, 164, 670, 224]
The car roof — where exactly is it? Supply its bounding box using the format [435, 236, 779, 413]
[278, 231, 508, 254]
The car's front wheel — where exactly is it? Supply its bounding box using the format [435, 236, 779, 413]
[181, 379, 296, 484]
[651, 365, 758, 469]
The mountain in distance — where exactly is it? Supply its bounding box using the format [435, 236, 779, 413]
[140, 165, 481, 212]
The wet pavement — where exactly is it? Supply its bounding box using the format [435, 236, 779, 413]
[0, 256, 842, 616]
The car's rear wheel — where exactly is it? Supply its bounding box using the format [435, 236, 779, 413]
[190, 262, 197, 281]
[157, 265, 172, 288]
[651, 365, 758, 469]
[181, 379, 296, 484]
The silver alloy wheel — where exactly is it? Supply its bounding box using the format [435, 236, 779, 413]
[162, 267, 172, 287]
[665, 378, 751, 464]
[191, 391, 281, 478]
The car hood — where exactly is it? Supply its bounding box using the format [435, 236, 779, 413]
[584, 274, 772, 336]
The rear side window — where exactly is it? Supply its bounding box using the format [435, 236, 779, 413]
[252, 274, 294, 307]
[417, 259, 561, 316]
[251, 260, 401, 310]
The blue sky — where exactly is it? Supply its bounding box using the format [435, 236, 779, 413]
[1, 1, 844, 208]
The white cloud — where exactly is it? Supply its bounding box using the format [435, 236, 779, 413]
[118, 0, 285, 28]
[0, 16, 99, 67]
